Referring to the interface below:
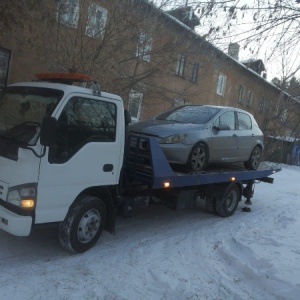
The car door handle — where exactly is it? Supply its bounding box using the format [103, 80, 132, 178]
[103, 164, 113, 172]
[232, 134, 238, 137]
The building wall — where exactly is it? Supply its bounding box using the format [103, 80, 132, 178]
[0, 0, 298, 138]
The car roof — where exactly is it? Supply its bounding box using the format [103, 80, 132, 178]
[179, 104, 252, 115]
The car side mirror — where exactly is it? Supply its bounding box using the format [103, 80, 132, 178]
[40, 116, 57, 146]
[213, 124, 231, 131]
[219, 124, 231, 130]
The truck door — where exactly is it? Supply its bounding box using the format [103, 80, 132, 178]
[210, 111, 238, 161]
[36, 94, 124, 223]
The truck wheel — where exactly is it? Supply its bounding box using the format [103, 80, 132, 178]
[215, 183, 240, 217]
[59, 195, 106, 253]
[244, 146, 262, 170]
[188, 143, 208, 172]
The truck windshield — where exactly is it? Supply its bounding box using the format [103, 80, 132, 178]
[0, 86, 63, 145]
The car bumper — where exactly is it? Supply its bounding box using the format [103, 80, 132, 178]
[0, 205, 32, 236]
[160, 143, 193, 165]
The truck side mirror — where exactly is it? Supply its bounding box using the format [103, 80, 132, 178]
[40, 116, 57, 146]
[124, 109, 131, 125]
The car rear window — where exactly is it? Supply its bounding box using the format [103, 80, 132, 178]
[156, 106, 220, 124]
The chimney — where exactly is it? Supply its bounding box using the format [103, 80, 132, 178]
[228, 43, 240, 60]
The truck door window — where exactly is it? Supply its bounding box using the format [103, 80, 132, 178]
[53, 96, 117, 163]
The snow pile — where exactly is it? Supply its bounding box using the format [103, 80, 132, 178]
[0, 164, 299, 299]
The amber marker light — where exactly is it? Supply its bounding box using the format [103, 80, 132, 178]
[21, 199, 35, 209]
[230, 177, 236, 182]
[164, 182, 170, 188]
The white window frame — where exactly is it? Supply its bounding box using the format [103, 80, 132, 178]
[57, 0, 80, 29]
[246, 90, 253, 107]
[281, 108, 287, 123]
[173, 98, 185, 106]
[238, 85, 244, 103]
[190, 62, 199, 83]
[0, 47, 11, 89]
[136, 31, 152, 62]
[176, 54, 186, 77]
[128, 90, 143, 122]
[259, 96, 265, 112]
[216, 74, 226, 96]
[85, 3, 107, 39]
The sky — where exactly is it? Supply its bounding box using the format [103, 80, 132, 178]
[0, 162, 299, 299]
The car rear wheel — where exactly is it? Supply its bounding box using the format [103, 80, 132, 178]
[188, 142, 208, 172]
[244, 145, 262, 170]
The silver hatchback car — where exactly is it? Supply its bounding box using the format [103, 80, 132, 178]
[129, 105, 264, 171]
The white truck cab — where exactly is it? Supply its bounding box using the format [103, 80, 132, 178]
[0, 73, 127, 252]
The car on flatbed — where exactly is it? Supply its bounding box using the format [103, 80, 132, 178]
[129, 105, 264, 171]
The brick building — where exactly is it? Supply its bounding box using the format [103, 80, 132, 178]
[1, 0, 299, 158]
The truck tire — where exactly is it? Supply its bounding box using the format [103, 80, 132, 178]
[215, 183, 240, 217]
[59, 195, 106, 253]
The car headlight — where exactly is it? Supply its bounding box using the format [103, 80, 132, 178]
[159, 134, 187, 144]
[7, 183, 37, 209]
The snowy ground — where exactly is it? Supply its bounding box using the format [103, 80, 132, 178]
[0, 163, 299, 300]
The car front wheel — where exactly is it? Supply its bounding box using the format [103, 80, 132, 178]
[188, 142, 208, 172]
[244, 145, 262, 170]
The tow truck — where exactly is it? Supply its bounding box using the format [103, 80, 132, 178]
[0, 73, 280, 253]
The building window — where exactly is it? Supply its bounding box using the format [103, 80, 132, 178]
[136, 31, 152, 62]
[246, 90, 253, 107]
[57, 0, 80, 29]
[238, 85, 244, 103]
[173, 98, 189, 106]
[85, 3, 107, 39]
[128, 90, 143, 122]
[176, 54, 186, 77]
[276, 105, 287, 123]
[190, 62, 199, 83]
[281, 108, 287, 123]
[216, 74, 226, 96]
[0, 47, 11, 89]
[259, 96, 266, 112]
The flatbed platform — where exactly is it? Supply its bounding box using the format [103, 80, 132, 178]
[125, 135, 280, 190]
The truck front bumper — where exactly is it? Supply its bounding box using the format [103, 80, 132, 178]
[0, 205, 32, 236]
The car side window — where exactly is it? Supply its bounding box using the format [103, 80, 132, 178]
[213, 111, 235, 130]
[52, 96, 117, 163]
[238, 112, 252, 130]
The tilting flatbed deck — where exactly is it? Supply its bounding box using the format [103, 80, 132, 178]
[121, 135, 280, 217]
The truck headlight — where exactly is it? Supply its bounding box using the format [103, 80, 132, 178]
[159, 134, 187, 144]
[7, 183, 37, 209]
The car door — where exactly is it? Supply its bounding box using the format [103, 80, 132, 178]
[236, 111, 255, 160]
[210, 110, 239, 162]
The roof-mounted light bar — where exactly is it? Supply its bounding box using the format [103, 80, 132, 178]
[35, 72, 101, 96]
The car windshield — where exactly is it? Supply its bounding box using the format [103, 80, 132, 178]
[155, 105, 221, 124]
[0, 86, 63, 145]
